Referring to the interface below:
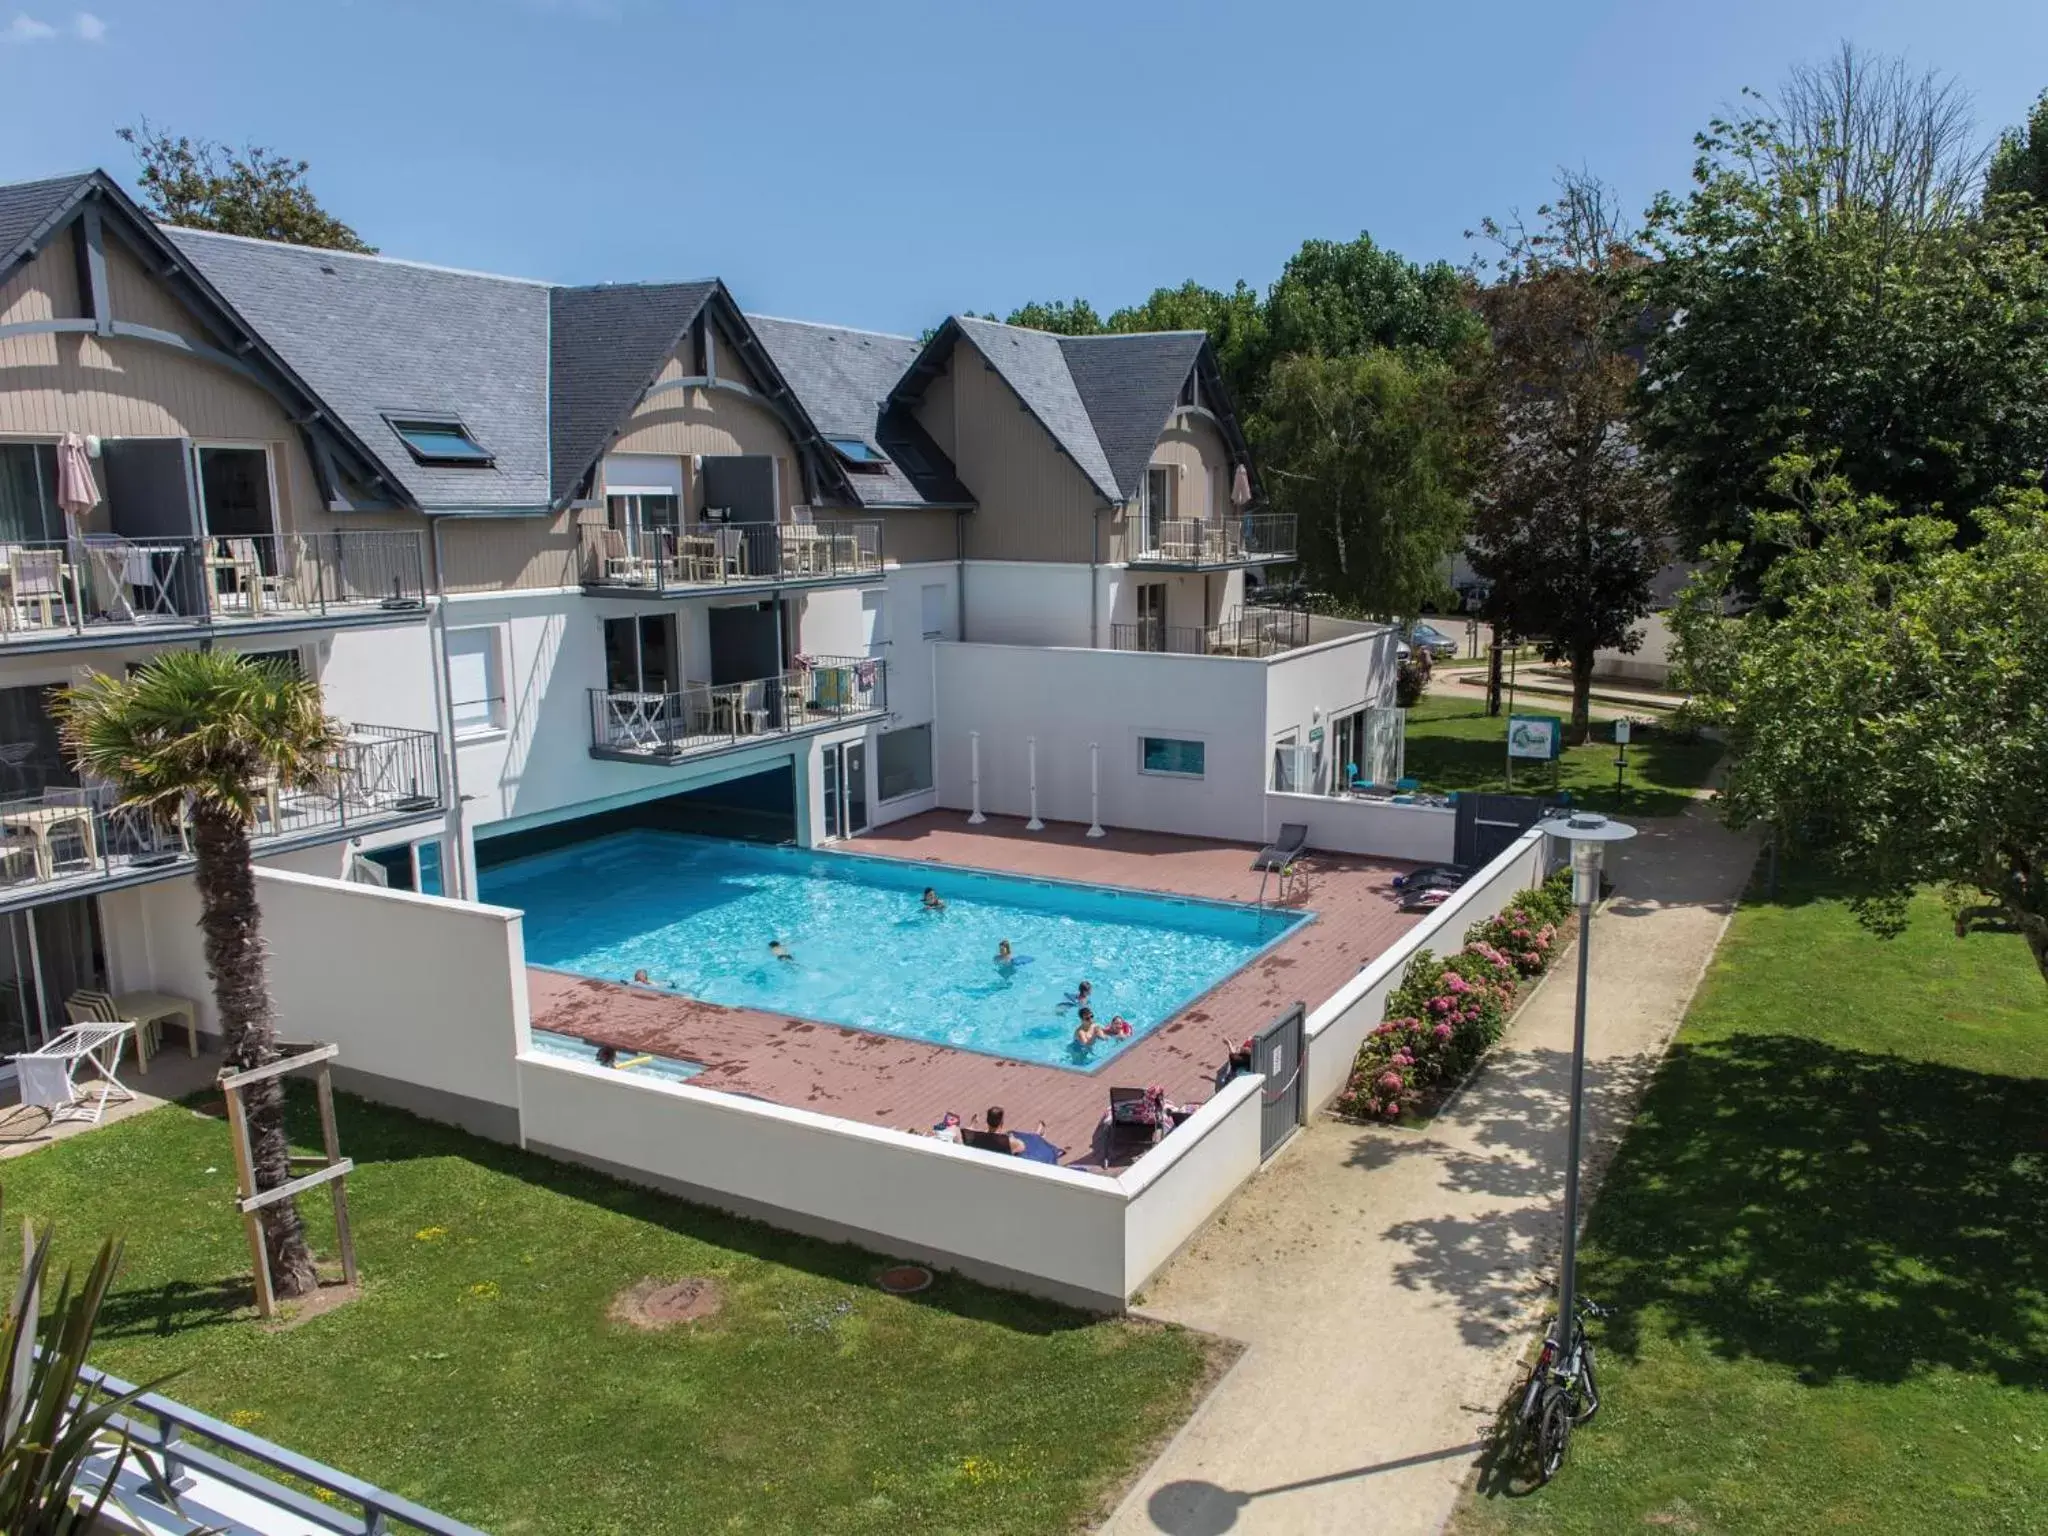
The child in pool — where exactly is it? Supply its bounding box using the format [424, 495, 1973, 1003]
[769, 940, 795, 963]
[1058, 980, 1093, 1012]
[922, 887, 946, 912]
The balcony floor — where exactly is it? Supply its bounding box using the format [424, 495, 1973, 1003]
[527, 812, 1421, 1170]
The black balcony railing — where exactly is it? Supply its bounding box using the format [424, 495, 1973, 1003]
[0, 722, 442, 906]
[589, 654, 885, 762]
[582, 519, 885, 592]
[1130, 512, 1296, 567]
[1110, 605, 1312, 658]
[0, 530, 427, 647]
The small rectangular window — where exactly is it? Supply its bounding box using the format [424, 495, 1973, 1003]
[387, 416, 494, 467]
[446, 626, 505, 735]
[824, 435, 889, 466]
[876, 724, 933, 801]
[1140, 736, 1205, 778]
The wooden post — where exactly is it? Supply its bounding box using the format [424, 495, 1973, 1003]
[220, 1079, 275, 1320]
[315, 1061, 357, 1289]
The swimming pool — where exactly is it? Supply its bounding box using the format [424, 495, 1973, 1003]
[482, 832, 1309, 1070]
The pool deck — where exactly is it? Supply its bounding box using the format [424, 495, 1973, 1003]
[525, 813, 1422, 1170]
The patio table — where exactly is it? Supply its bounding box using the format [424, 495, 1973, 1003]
[13, 1020, 136, 1124]
[0, 803, 99, 880]
[111, 989, 200, 1072]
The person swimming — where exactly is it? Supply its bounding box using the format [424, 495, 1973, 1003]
[769, 940, 794, 963]
[1058, 980, 1093, 1012]
[1073, 1008, 1135, 1054]
[922, 887, 946, 912]
[996, 939, 1014, 968]
[631, 969, 651, 986]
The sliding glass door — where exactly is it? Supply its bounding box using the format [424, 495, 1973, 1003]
[0, 897, 107, 1067]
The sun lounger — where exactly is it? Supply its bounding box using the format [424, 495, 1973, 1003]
[961, 1127, 1019, 1156]
[1252, 823, 1309, 902]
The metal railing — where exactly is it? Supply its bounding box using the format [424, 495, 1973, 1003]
[0, 723, 442, 902]
[589, 654, 885, 762]
[1110, 605, 1313, 658]
[0, 530, 427, 645]
[581, 518, 885, 591]
[1130, 511, 1296, 566]
[72, 1359, 488, 1536]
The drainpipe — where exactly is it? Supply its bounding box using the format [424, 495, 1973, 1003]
[954, 510, 967, 641]
[1089, 506, 1103, 648]
[428, 517, 470, 900]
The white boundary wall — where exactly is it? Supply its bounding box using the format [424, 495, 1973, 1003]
[1302, 825, 1551, 1109]
[1265, 791, 1458, 864]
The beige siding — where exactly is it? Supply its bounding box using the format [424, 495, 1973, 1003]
[935, 334, 1104, 564]
[0, 239, 427, 546]
[612, 338, 808, 519]
[436, 513, 581, 594]
[917, 362, 956, 458]
[879, 508, 957, 565]
[1105, 410, 1232, 563]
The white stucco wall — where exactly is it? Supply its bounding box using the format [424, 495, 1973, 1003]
[960, 561, 1094, 648]
[1262, 628, 1401, 793]
[933, 642, 1273, 842]
[1265, 792, 1458, 864]
[1118, 1073, 1265, 1294]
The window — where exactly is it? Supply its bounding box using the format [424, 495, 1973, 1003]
[0, 443, 61, 545]
[446, 627, 505, 736]
[606, 493, 680, 556]
[197, 446, 275, 539]
[920, 583, 946, 640]
[1144, 464, 1175, 550]
[604, 614, 677, 694]
[1140, 736, 1205, 778]
[824, 435, 890, 468]
[386, 416, 494, 467]
[876, 724, 933, 801]
[363, 839, 443, 895]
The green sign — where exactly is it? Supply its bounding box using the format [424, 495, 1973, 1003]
[1308, 725, 1324, 745]
[1507, 714, 1563, 762]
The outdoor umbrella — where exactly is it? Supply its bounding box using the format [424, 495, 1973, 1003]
[1231, 462, 1253, 509]
[55, 431, 101, 620]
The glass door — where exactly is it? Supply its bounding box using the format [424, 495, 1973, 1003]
[822, 743, 869, 840]
[823, 746, 841, 840]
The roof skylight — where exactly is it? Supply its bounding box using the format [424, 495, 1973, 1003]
[386, 416, 494, 467]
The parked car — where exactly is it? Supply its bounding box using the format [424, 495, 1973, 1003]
[1408, 621, 1460, 659]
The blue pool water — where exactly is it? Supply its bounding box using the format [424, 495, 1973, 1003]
[481, 832, 1309, 1070]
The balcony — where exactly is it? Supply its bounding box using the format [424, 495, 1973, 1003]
[0, 531, 428, 654]
[582, 518, 885, 597]
[1129, 512, 1296, 570]
[1110, 605, 1312, 658]
[0, 723, 442, 914]
[589, 654, 886, 766]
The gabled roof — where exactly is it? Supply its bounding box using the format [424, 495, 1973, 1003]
[0, 172, 97, 275]
[167, 228, 553, 512]
[1058, 330, 1208, 500]
[550, 281, 717, 504]
[746, 314, 975, 510]
[890, 317, 1245, 506]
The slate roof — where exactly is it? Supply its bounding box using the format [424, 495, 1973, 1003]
[1058, 331, 1208, 501]
[550, 281, 717, 504]
[0, 172, 94, 273]
[166, 228, 554, 512]
[748, 314, 974, 509]
[953, 317, 1122, 501]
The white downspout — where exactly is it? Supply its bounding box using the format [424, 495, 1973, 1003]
[427, 518, 471, 900]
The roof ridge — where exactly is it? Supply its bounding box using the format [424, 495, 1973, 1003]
[562, 277, 719, 294]
[747, 312, 918, 343]
[1059, 329, 1209, 341]
[163, 225, 555, 287]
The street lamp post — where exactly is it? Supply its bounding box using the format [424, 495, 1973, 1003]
[1543, 810, 1636, 1351]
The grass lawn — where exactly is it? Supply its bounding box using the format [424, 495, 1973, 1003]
[1402, 693, 1721, 817]
[1456, 875, 2048, 1535]
[6, 1093, 1215, 1535]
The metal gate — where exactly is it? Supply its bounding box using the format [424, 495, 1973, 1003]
[1253, 1003, 1307, 1159]
[1454, 792, 1556, 869]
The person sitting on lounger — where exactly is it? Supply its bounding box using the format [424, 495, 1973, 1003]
[984, 1105, 1043, 1156]
[922, 887, 946, 912]
[769, 940, 794, 963]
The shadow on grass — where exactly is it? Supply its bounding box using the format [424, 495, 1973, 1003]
[119, 1082, 1105, 1345]
[1584, 1031, 2048, 1390]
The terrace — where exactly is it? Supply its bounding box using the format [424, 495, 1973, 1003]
[1109, 602, 1313, 657]
[587, 653, 886, 765]
[579, 516, 885, 596]
[0, 531, 428, 654]
[0, 723, 442, 914]
[1127, 511, 1296, 570]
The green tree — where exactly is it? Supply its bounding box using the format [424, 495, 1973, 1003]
[1671, 458, 2048, 986]
[1108, 280, 1270, 407]
[54, 652, 345, 1297]
[117, 120, 374, 252]
[1635, 86, 2048, 583]
[1266, 232, 1483, 363]
[1470, 173, 1667, 741]
[1258, 350, 1475, 620]
[1988, 88, 2048, 204]
[998, 297, 1106, 335]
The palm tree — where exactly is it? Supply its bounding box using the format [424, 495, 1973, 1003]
[54, 651, 343, 1298]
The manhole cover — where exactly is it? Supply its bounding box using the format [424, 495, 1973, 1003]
[876, 1264, 933, 1295]
[609, 1276, 723, 1329]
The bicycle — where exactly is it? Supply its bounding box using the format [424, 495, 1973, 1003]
[1503, 1296, 1607, 1485]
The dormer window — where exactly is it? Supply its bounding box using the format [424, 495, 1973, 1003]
[386, 415, 494, 467]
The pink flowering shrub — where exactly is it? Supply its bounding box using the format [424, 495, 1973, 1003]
[1334, 871, 1574, 1123]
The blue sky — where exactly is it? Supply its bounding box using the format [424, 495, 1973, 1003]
[3, 1, 2044, 335]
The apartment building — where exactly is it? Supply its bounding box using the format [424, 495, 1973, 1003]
[0, 166, 1400, 1063]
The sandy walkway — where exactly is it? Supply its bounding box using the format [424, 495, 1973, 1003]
[1099, 802, 1758, 1536]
